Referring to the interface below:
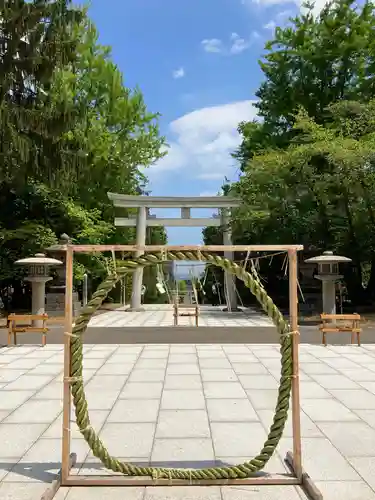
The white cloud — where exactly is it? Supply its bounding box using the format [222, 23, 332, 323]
[202, 32, 258, 56]
[243, 0, 330, 16]
[263, 9, 294, 32]
[150, 100, 258, 180]
[172, 67, 185, 79]
[242, 0, 290, 6]
[263, 20, 276, 30]
[301, 0, 331, 15]
[278, 8, 294, 17]
[199, 190, 223, 197]
[201, 38, 223, 53]
[230, 33, 251, 54]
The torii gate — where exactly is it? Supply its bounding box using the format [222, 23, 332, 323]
[107, 193, 241, 312]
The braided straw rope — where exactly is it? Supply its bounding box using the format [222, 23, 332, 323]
[69, 251, 294, 479]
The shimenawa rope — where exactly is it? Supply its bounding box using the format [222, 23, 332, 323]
[69, 251, 294, 480]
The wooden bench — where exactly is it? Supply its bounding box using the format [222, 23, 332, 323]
[7, 314, 49, 346]
[319, 313, 361, 346]
[173, 303, 199, 327]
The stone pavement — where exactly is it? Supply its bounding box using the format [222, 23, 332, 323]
[88, 305, 273, 328]
[2, 343, 375, 499]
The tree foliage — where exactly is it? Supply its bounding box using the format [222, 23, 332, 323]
[204, 0, 375, 306]
[235, 0, 375, 168]
[51, 19, 166, 212]
[242, 101, 375, 300]
[0, 1, 166, 311]
[0, 0, 83, 187]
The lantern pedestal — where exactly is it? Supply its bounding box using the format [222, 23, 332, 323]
[316, 275, 343, 316]
[305, 251, 352, 324]
[25, 277, 52, 327]
[15, 253, 63, 327]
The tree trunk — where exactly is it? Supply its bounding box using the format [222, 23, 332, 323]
[343, 264, 365, 306]
[341, 192, 365, 305]
[365, 257, 375, 300]
[360, 180, 375, 301]
[308, 179, 334, 247]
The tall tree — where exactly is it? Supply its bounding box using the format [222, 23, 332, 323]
[234, 100, 375, 303]
[0, 2, 167, 310]
[257, 0, 375, 127]
[50, 19, 166, 213]
[234, 0, 375, 171]
[210, 0, 375, 306]
[0, 0, 82, 186]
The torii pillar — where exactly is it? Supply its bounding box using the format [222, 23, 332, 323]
[128, 206, 147, 311]
[221, 208, 238, 312]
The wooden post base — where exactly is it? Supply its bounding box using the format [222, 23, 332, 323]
[40, 453, 77, 500]
[285, 451, 323, 500]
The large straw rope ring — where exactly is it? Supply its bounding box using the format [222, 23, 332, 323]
[69, 251, 293, 480]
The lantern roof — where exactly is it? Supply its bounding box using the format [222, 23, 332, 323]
[305, 250, 352, 265]
[15, 253, 63, 266]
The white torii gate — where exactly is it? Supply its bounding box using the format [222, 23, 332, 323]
[107, 193, 241, 312]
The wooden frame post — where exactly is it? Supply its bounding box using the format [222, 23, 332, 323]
[62, 246, 73, 482]
[288, 249, 302, 478]
[285, 249, 323, 499]
[48, 244, 322, 500]
[41, 247, 78, 500]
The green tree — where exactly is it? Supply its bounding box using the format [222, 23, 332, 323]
[0, 0, 83, 187]
[0, 3, 167, 311]
[210, 0, 375, 307]
[234, 100, 375, 303]
[235, 0, 375, 171]
[51, 19, 166, 214]
[257, 0, 375, 127]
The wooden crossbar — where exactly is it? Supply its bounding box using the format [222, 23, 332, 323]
[70, 244, 304, 253]
[7, 313, 49, 347]
[319, 313, 361, 346]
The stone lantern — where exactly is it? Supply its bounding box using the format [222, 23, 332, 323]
[15, 253, 62, 326]
[305, 251, 352, 316]
[45, 234, 81, 316]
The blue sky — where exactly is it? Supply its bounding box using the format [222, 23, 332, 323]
[79, 0, 305, 244]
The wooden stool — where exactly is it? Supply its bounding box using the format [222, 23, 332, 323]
[7, 313, 49, 346]
[173, 303, 199, 326]
[319, 313, 361, 346]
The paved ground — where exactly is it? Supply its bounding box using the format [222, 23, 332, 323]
[2, 343, 375, 499]
[88, 305, 273, 328]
